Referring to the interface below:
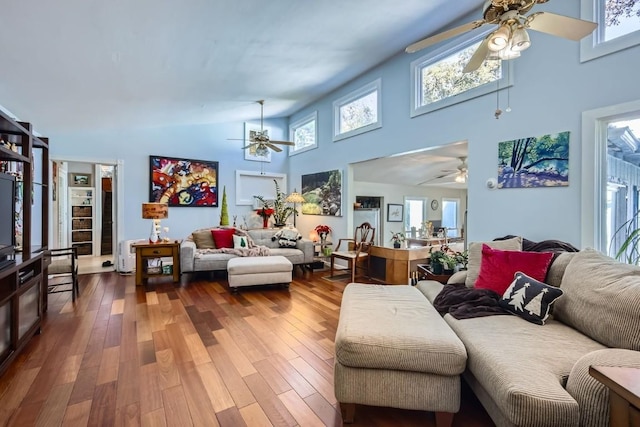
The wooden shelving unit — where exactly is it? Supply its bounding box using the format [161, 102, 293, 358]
[0, 109, 49, 376]
[69, 187, 95, 256]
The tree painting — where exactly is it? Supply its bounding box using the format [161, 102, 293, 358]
[498, 131, 570, 189]
[301, 170, 342, 216]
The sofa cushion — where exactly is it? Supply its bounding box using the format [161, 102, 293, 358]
[211, 228, 235, 249]
[192, 229, 216, 249]
[465, 236, 522, 288]
[554, 248, 640, 351]
[499, 272, 563, 325]
[443, 314, 606, 426]
[474, 245, 553, 295]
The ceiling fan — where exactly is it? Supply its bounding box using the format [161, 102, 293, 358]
[405, 0, 597, 73]
[420, 157, 468, 185]
[229, 100, 294, 157]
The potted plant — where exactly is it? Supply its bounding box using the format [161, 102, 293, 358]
[390, 231, 405, 248]
[429, 248, 447, 274]
[254, 179, 296, 227]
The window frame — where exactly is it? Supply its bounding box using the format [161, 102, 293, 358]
[441, 198, 460, 238]
[333, 78, 382, 142]
[580, 0, 640, 62]
[410, 30, 510, 118]
[288, 111, 318, 156]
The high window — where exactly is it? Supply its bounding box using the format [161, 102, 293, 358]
[581, 0, 640, 61]
[333, 79, 382, 141]
[411, 32, 507, 117]
[289, 111, 317, 156]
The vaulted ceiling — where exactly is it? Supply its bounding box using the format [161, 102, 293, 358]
[0, 0, 481, 134]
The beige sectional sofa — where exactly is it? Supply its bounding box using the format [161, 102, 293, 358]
[416, 248, 640, 427]
[180, 227, 314, 274]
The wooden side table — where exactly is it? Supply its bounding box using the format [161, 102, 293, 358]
[133, 241, 181, 286]
[589, 365, 640, 426]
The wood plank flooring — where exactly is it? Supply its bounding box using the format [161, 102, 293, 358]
[0, 269, 495, 426]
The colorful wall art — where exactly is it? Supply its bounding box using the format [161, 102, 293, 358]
[498, 131, 570, 189]
[301, 169, 342, 216]
[149, 155, 219, 206]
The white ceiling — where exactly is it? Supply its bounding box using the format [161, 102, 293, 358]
[352, 141, 469, 189]
[0, 0, 481, 134]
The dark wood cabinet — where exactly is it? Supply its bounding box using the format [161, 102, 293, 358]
[0, 109, 48, 376]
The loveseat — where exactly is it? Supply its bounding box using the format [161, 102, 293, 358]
[180, 227, 314, 275]
[414, 239, 640, 427]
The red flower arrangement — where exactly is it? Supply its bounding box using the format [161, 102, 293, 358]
[315, 225, 332, 234]
[256, 207, 275, 219]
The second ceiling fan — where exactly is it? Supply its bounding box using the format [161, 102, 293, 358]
[406, 0, 597, 73]
[231, 100, 294, 157]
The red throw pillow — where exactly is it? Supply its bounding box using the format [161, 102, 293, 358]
[474, 244, 554, 295]
[210, 228, 235, 249]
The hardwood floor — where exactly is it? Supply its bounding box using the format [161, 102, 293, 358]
[0, 270, 495, 426]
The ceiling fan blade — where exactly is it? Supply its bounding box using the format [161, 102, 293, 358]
[269, 140, 295, 146]
[418, 172, 456, 185]
[227, 138, 245, 141]
[462, 35, 491, 73]
[241, 143, 258, 150]
[526, 12, 597, 41]
[265, 143, 282, 152]
[406, 20, 486, 53]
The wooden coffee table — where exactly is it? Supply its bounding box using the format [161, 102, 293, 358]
[589, 365, 640, 426]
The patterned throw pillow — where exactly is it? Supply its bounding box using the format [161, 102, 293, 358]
[499, 272, 563, 325]
[233, 234, 249, 249]
[272, 229, 301, 248]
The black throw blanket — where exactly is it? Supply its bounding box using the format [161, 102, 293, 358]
[433, 283, 511, 320]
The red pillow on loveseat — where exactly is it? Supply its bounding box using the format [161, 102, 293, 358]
[210, 228, 235, 249]
[474, 244, 553, 295]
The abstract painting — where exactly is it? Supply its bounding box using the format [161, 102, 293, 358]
[498, 131, 570, 189]
[301, 169, 342, 216]
[149, 155, 219, 207]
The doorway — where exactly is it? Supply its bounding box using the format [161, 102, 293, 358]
[52, 160, 121, 274]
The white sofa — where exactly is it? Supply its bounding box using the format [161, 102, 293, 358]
[180, 227, 314, 275]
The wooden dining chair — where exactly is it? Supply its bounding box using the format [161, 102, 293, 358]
[330, 222, 376, 283]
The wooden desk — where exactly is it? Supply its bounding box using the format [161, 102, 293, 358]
[133, 241, 181, 286]
[369, 245, 432, 285]
[589, 366, 640, 426]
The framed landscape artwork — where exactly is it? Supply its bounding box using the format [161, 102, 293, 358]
[149, 155, 219, 207]
[301, 169, 342, 216]
[70, 173, 92, 187]
[498, 131, 570, 189]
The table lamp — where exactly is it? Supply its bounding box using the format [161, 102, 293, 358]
[285, 189, 305, 226]
[142, 202, 168, 243]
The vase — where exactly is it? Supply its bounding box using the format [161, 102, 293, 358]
[274, 223, 286, 228]
[263, 217, 269, 228]
[431, 262, 443, 275]
[393, 242, 401, 249]
[319, 232, 328, 245]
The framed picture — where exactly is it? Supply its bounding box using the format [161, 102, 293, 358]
[244, 122, 272, 162]
[149, 155, 219, 207]
[301, 169, 342, 216]
[387, 203, 403, 222]
[69, 173, 92, 187]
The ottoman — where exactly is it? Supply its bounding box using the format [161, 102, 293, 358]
[227, 256, 292, 291]
[334, 283, 467, 427]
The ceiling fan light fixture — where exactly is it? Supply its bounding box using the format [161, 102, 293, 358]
[455, 172, 467, 183]
[511, 26, 531, 52]
[255, 145, 269, 157]
[488, 25, 511, 52]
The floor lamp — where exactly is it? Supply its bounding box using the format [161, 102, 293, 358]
[285, 190, 305, 227]
[142, 202, 168, 243]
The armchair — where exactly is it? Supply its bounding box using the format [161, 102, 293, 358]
[330, 222, 375, 283]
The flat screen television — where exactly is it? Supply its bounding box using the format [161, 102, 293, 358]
[0, 172, 16, 271]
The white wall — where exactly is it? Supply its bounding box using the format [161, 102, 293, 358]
[286, 1, 640, 247]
